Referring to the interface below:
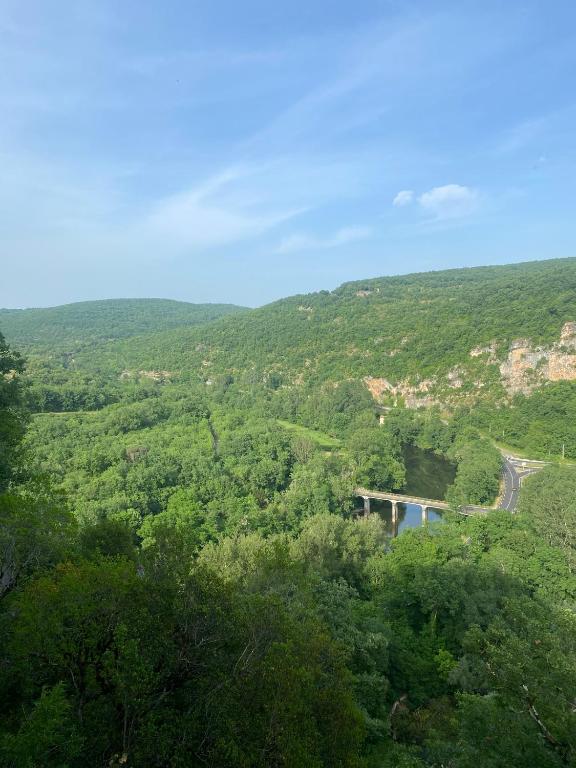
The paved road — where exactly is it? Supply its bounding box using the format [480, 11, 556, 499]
[499, 457, 543, 511]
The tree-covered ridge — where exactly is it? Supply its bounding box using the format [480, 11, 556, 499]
[0, 298, 247, 353]
[66, 258, 576, 395]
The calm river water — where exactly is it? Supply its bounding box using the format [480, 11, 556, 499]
[358, 444, 456, 537]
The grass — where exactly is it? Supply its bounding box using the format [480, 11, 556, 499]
[478, 431, 576, 466]
[276, 420, 341, 450]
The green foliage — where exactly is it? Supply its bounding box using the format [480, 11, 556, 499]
[446, 432, 502, 507]
[467, 381, 576, 459]
[293, 513, 388, 589]
[460, 596, 576, 764]
[2, 557, 364, 767]
[0, 487, 76, 600]
[0, 683, 83, 767]
[0, 298, 246, 353]
[58, 259, 576, 393]
[518, 465, 576, 571]
[0, 332, 27, 490]
[347, 426, 406, 490]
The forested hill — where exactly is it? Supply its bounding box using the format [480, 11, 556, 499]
[70, 258, 576, 405]
[0, 298, 247, 353]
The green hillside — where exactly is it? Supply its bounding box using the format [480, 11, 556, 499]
[0, 298, 247, 353]
[14, 257, 572, 460]
[70, 258, 576, 394]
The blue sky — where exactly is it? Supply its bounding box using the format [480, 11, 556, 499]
[1, 0, 576, 308]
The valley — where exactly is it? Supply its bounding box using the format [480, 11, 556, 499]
[4, 3, 576, 763]
[2, 259, 576, 767]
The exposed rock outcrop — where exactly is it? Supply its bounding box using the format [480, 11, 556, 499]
[364, 322, 576, 409]
[364, 376, 438, 409]
[469, 342, 497, 360]
[499, 322, 576, 394]
[120, 369, 173, 381]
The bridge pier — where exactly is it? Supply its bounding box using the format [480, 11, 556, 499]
[362, 496, 371, 515]
[421, 505, 428, 524]
[391, 500, 399, 537]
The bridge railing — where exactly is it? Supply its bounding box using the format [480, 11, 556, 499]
[354, 487, 449, 509]
[354, 487, 496, 517]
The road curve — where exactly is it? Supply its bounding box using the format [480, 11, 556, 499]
[499, 457, 543, 512]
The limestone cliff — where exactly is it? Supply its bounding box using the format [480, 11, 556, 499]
[364, 321, 576, 408]
[499, 322, 576, 394]
[364, 375, 439, 409]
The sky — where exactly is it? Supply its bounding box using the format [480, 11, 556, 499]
[1, 0, 576, 308]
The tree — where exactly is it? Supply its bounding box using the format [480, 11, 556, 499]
[347, 427, 406, 490]
[518, 465, 576, 571]
[0, 333, 26, 491]
[293, 513, 387, 590]
[446, 434, 501, 507]
[0, 488, 76, 600]
[460, 596, 576, 765]
[0, 683, 83, 768]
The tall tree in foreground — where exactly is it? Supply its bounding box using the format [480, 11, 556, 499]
[0, 332, 26, 491]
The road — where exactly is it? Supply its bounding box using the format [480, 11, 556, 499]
[499, 456, 544, 511]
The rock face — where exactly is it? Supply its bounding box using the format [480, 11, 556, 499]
[120, 369, 173, 382]
[499, 322, 576, 394]
[548, 353, 576, 381]
[560, 321, 576, 343]
[469, 342, 497, 360]
[364, 376, 438, 409]
[447, 366, 464, 388]
[364, 377, 395, 400]
[364, 322, 576, 409]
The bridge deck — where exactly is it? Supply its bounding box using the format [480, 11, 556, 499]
[354, 487, 449, 509]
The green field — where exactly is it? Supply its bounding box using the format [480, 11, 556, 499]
[277, 420, 341, 449]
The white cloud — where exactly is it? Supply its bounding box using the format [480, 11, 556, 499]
[392, 189, 414, 207]
[145, 166, 304, 248]
[418, 184, 478, 220]
[274, 226, 372, 255]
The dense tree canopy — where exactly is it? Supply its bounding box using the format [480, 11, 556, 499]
[0, 332, 26, 491]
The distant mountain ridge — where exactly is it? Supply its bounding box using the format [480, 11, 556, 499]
[0, 298, 247, 352]
[4, 259, 576, 410]
[61, 258, 576, 408]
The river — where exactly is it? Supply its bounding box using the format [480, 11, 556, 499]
[360, 444, 456, 536]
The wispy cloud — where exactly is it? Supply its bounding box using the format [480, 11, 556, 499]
[392, 190, 414, 207]
[418, 184, 478, 220]
[392, 184, 479, 220]
[145, 170, 300, 249]
[273, 226, 372, 255]
[142, 158, 379, 250]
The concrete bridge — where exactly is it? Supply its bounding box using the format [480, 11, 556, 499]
[354, 487, 449, 524]
[354, 487, 491, 521]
